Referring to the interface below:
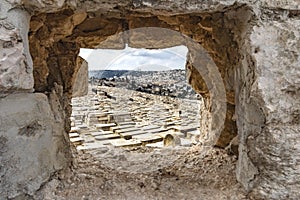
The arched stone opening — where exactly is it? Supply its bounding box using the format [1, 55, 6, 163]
[29, 5, 248, 148]
[27, 4, 248, 194]
[1, 1, 299, 199]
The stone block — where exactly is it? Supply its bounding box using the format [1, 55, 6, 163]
[133, 134, 163, 145]
[119, 130, 148, 139]
[0, 93, 67, 198]
[95, 134, 120, 141]
[0, 21, 33, 94]
[95, 123, 116, 131]
[110, 138, 142, 148]
[115, 127, 139, 134]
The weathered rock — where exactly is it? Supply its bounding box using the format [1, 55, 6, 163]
[164, 133, 181, 147]
[236, 17, 300, 199]
[72, 57, 88, 97]
[0, 21, 33, 94]
[225, 135, 239, 156]
[0, 93, 68, 198]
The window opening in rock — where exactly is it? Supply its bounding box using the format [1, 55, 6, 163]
[26, 11, 244, 198]
[69, 45, 203, 169]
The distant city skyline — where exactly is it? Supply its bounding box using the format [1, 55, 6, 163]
[79, 45, 188, 71]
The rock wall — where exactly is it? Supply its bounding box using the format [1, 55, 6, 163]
[0, 93, 69, 198]
[0, 0, 299, 199]
[236, 15, 300, 199]
[0, 7, 33, 95]
[0, 1, 71, 198]
[72, 57, 88, 98]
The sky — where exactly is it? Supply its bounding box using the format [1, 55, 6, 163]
[79, 45, 188, 71]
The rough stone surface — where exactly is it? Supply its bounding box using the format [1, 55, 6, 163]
[236, 17, 300, 199]
[72, 57, 88, 97]
[0, 0, 299, 199]
[0, 21, 33, 94]
[0, 93, 68, 198]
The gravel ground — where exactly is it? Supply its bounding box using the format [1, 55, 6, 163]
[36, 145, 249, 200]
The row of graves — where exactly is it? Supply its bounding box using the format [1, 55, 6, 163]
[69, 86, 201, 150]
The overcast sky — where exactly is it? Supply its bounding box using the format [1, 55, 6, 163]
[79, 45, 188, 71]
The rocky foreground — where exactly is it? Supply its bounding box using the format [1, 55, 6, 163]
[37, 145, 246, 200]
